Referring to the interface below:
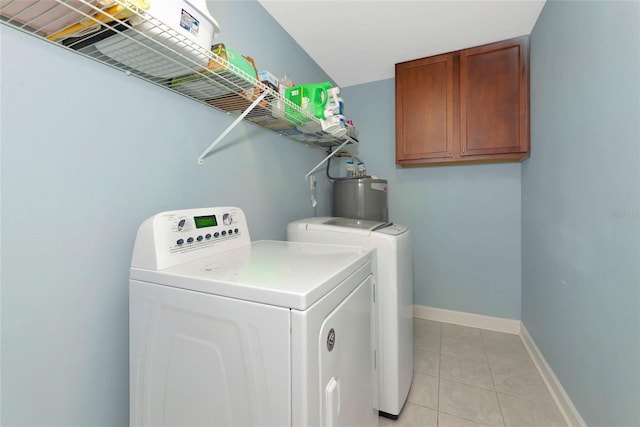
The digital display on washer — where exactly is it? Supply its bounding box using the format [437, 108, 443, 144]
[194, 215, 217, 229]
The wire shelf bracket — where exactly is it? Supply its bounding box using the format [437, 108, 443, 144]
[198, 90, 268, 164]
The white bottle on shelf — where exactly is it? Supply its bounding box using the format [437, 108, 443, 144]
[321, 86, 347, 136]
[275, 73, 292, 120]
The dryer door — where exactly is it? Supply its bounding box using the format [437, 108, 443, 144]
[319, 274, 378, 427]
[130, 280, 291, 427]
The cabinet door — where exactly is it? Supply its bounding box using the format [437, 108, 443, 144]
[460, 37, 529, 157]
[396, 53, 455, 163]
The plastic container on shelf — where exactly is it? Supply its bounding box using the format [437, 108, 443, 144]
[94, 0, 220, 78]
[279, 73, 293, 95]
[274, 73, 292, 120]
[258, 70, 279, 91]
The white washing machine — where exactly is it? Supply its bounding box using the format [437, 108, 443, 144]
[129, 207, 378, 427]
[288, 217, 413, 419]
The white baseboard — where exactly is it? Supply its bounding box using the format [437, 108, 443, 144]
[413, 305, 521, 334]
[520, 324, 587, 427]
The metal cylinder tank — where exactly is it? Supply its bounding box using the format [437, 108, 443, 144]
[333, 178, 389, 222]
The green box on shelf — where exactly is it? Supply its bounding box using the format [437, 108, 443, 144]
[209, 43, 258, 80]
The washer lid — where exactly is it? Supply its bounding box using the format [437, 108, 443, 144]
[325, 217, 389, 229]
[130, 240, 373, 310]
[305, 217, 390, 235]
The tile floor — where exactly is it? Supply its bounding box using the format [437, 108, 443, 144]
[380, 319, 567, 427]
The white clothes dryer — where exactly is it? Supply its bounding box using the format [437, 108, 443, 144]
[129, 207, 378, 427]
[288, 217, 414, 419]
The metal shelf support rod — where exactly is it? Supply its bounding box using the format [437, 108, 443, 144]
[304, 137, 353, 179]
[198, 91, 269, 164]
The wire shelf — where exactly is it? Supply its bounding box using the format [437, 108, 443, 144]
[0, 0, 356, 151]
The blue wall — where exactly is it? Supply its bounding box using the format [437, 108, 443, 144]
[343, 80, 522, 320]
[0, 2, 335, 425]
[524, 1, 640, 425]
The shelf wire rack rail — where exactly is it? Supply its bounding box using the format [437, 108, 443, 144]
[0, 0, 356, 167]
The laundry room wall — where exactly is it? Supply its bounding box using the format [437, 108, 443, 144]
[524, 1, 640, 425]
[342, 81, 522, 320]
[0, 1, 336, 425]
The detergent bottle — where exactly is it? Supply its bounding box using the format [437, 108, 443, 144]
[285, 82, 332, 124]
[320, 86, 347, 137]
[326, 87, 344, 116]
[306, 81, 332, 119]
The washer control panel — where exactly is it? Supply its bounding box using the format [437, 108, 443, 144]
[375, 223, 409, 235]
[131, 207, 251, 270]
[170, 211, 241, 249]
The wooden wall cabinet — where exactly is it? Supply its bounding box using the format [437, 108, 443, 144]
[396, 36, 530, 166]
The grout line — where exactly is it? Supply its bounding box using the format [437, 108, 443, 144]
[437, 374, 496, 393]
[480, 328, 507, 427]
[438, 409, 492, 427]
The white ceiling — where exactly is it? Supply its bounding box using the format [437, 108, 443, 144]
[258, 0, 546, 87]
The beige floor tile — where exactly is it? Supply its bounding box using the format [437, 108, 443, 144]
[492, 369, 549, 401]
[414, 331, 441, 354]
[440, 355, 494, 390]
[407, 373, 439, 410]
[414, 349, 439, 377]
[487, 349, 537, 375]
[414, 318, 442, 335]
[438, 412, 490, 427]
[439, 379, 504, 427]
[380, 403, 438, 427]
[498, 392, 566, 427]
[379, 416, 395, 427]
[441, 335, 487, 363]
[480, 330, 526, 354]
[442, 323, 481, 339]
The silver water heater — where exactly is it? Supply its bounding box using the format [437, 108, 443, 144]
[333, 178, 389, 222]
